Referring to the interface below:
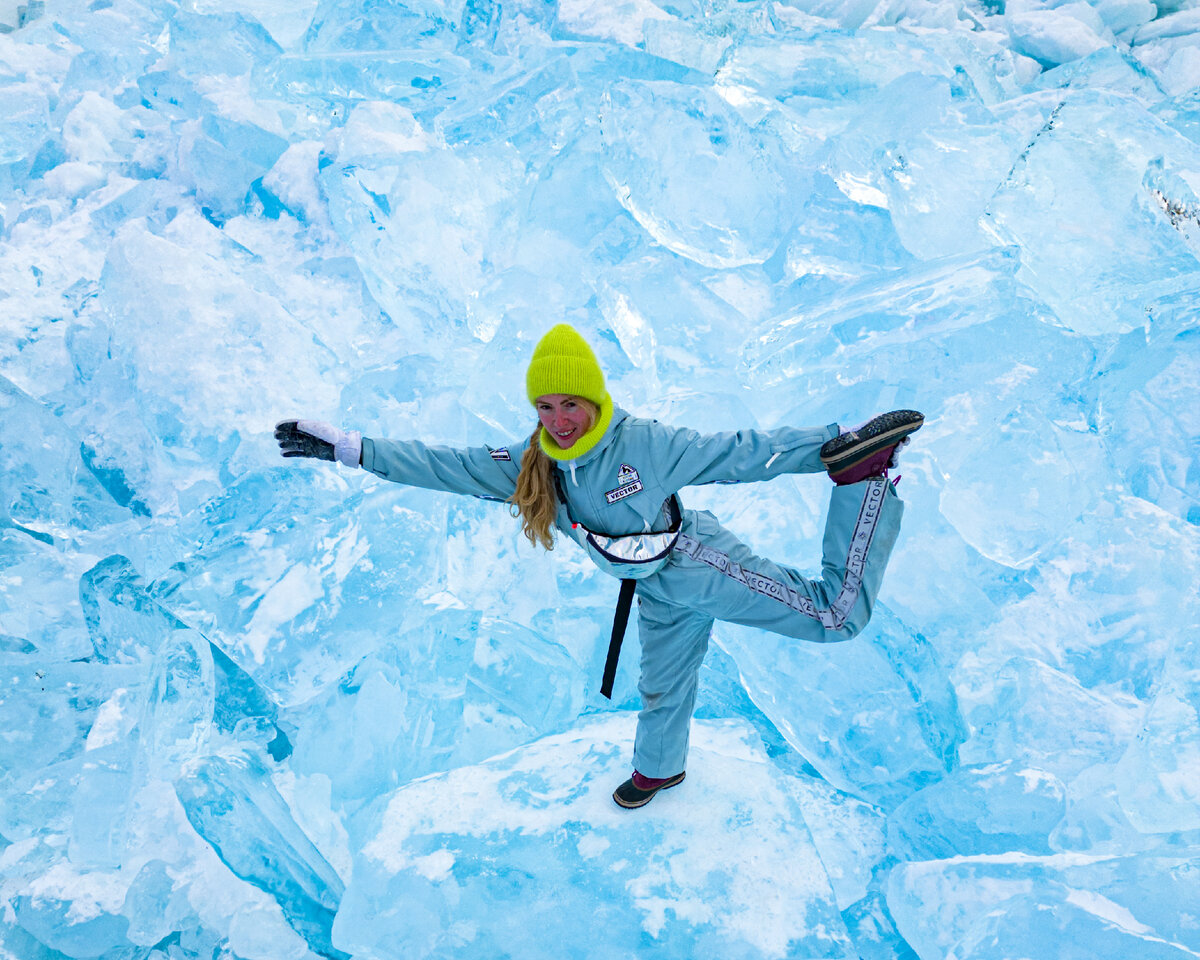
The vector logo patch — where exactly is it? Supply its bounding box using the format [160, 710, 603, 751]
[606, 463, 643, 504]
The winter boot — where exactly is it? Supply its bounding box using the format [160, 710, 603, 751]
[612, 771, 686, 809]
[820, 409, 924, 485]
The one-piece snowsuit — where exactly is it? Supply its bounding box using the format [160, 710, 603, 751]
[360, 406, 904, 779]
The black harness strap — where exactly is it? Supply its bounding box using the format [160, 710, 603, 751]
[601, 578, 637, 700]
[552, 472, 674, 699]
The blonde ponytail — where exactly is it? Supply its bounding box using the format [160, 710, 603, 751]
[510, 426, 557, 550]
[510, 398, 598, 550]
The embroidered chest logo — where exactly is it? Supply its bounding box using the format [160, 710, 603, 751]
[606, 463, 643, 504]
[488, 447, 511, 462]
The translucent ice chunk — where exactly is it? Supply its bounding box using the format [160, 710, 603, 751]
[599, 81, 796, 269]
[1065, 248, 1196, 522]
[289, 609, 586, 808]
[81, 555, 188, 665]
[188, 0, 320, 50]
[554, 0, 673, 46]
[318, 103, 512, 352]
[765, 172, 916, 286]
[988, 496, 1195, 701]
[982, 89, 1200, 335]
[1005, 5, 1110, 67]
[949, 893, 1198, 959]
[1035, 45, 1165, 101]
[175, 751, 347, 959]
[0, 375, 137, 540]
[888, 761, 1067, 859]
[0, 78, 50, 165]
[715, 604, 964, 808]
[1136, 36, 1200, 98]
[152, 466, 463, 704]
[334, 717, 854, 959]
[257, 140, 328, 226]
[955, 656, 1142, 780]
[253, 49, 467, 124]
[120, 859, 175, 946]
[86, 212, 340, 490]
[301, 0, 462, 52]
[1145, 155, 1200, 261]
[1116, 630, 1200, 834]
[1092, 0, 1156, 38]
[183, 114, 290, 221]
[783, 774, 889, 912]
[716, 28, 1025, 118]
[0, 656, 142, 816]
[167, 10, 283, 79]
[643, 17, 734, 74]
[742, 246, 1031, 391]
[822, 72, 1033, 259]
[81, 554, 288, 762]
[0, 912, 78, 960]
[936, 405, 1105, 569]
[13, 878, 130, 959]
[888, 854, 1200, 960]
[746, 247, 1119, 569]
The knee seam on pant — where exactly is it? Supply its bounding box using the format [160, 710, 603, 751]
[673, 478, 888, 630]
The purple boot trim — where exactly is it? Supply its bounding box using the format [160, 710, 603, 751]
[633, 771, 679, 790]
[830, 446, 896, 485]
[820, 409, 923, 485]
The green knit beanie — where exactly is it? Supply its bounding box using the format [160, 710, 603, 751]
[526, 324, 614, 461]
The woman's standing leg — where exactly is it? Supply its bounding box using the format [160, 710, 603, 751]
[631, 591, 715, 779]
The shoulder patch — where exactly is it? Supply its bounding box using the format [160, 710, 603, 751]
[488, 447, 511, 462]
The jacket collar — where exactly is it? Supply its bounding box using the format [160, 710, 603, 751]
[553, 405, 627, 470]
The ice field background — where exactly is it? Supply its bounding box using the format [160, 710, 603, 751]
[2, 0, 1200, 955]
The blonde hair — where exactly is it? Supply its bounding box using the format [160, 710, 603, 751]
[510, 397, 598, 550]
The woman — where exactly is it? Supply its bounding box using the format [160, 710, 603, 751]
[276, 324, 922, 809]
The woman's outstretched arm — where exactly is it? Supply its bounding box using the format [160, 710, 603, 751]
[630, 418, 840, 492]
[276, 419, 523, 501]
[361, 435, 523, 501]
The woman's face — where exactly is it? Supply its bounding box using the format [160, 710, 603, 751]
[536, 394, 592, 449]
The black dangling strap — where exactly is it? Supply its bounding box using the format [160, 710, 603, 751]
[600, 578, 638, 700]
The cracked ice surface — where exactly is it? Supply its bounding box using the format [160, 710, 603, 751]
[338, 717, 857, 959]
[1, 0, 1200, 957]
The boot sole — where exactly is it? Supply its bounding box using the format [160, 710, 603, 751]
[612, 772, 686, 809]
[819, 410, 924, 472]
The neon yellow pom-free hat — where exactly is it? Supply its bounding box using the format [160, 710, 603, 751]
[525, 323, 610, 407]
[526, 324, 614, 461]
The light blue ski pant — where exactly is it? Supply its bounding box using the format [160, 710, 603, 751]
[630, 477, 903, 778]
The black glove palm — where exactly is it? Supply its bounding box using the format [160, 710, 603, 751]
[275, 420, 336, 461]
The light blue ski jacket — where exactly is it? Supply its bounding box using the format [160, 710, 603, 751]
[360, 406, 837, 544]
[363, 407, 902, 780]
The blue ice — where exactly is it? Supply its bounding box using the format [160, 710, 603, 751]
[1, 0, 1199, 957]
